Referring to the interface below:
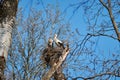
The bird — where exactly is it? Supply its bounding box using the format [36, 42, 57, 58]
[48, 38, 54, 48]
[54, 34, 65, 49]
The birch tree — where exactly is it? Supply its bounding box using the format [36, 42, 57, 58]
[0, 0, 18, 79]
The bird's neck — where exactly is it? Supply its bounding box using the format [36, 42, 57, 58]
[54, 37, 57, 40]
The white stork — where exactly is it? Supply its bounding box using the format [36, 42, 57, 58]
[48, 38, 53, 48]
[54, 34, 65, 49]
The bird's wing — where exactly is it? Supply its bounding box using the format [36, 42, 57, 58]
[57, 39, 62, 43]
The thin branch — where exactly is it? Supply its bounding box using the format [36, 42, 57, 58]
[88, 33, 117, 39]
[99, 0, 120, 41]
[72, 71, 120, 80]
[107, 0, 120, 41]
[85, 72, 120, 79]
[99, 0, 109, 10]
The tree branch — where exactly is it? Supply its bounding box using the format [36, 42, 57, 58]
[107, 0, 120, 41]
[85, 72, 120, 80]
[42, 46, 69, 80]
[72, 71, 120, 80]
[88, 33, 117, 40]
[99, 0, 120, 41]
[99, 0, 109, 10]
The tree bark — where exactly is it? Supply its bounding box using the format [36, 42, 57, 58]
[0, 0, 18, 79]
[0, 57, 5, 80]
[42, 46, 69, 80]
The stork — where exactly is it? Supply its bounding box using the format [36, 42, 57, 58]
[48, 38, 54, 48]
[54, 34, 65, 49]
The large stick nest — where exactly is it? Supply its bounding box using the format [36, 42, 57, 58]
[41, 47, 64, 67]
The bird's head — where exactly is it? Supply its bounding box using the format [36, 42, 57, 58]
[48, 38, 53, 43]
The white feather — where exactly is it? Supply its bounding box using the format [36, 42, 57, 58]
[54, 34, 63, 47]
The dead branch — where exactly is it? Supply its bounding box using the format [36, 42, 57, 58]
[42, 46, 69, 80]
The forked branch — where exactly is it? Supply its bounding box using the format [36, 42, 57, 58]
[42, 46, 69, 80]
[99, 0, 120, 41]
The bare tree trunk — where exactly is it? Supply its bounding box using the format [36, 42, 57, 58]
[0, 0, 18, 79]
[53, 66, 66, 80]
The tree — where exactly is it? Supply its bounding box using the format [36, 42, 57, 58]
[3, 0, 120, 80]
[0, 0, 18, 79]
[64, 0, 120, 79]
[5, 4, 71, 80]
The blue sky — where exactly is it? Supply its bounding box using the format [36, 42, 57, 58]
[17, 0, 120, 79]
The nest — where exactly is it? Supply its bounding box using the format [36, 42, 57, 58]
[41, 47, 67, 80]
[41, 47, 64, 67]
